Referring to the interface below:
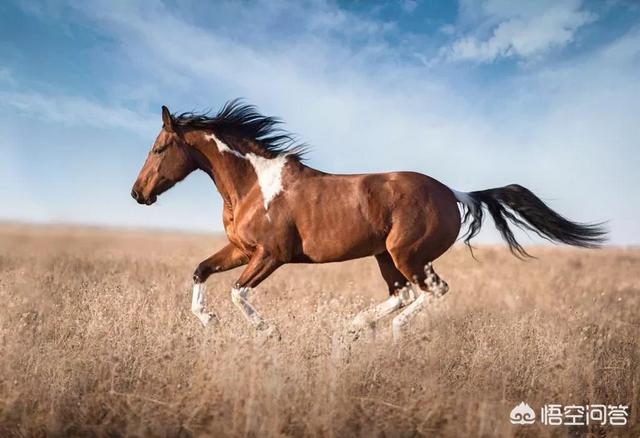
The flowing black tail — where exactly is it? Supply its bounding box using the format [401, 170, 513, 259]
[453, 184, 607, 258]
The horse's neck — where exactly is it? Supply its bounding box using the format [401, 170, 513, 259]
[186, 131, 254, 207]
[189, 131, 305, 210]
[212, 160, 253, 208]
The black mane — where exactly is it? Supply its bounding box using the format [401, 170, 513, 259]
[172, 99, 307, 160]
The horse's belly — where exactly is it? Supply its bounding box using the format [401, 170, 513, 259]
[298, 235, 386, 263]
[295, 210, 387, 262]
[289, 174, 394, 262]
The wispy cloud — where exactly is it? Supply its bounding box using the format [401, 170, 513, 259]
[0, 88, 156, 135]
[401, 0, 419, 14]
[442, 0, 595, 62]
[58, 0, 480, 171]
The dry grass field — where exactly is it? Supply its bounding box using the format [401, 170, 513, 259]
[0, 224, 638, 437]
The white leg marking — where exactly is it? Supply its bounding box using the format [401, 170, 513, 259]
[399, 284, 419, 305]
[191, 283, 216, 327]
[392, 292, 428, 341]
[351, 295, 402, 330]
[350, 284, 418, 331]
[231, 287, 267, 329]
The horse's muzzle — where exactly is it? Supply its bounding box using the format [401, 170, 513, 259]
[131, 188, 157, 205]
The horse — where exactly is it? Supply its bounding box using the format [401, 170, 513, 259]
[131, 100, 606, 339]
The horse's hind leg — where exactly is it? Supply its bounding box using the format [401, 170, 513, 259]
[350, 252, 413, 331]
[375, 251, 411, 296]
[391, 262, 448, 340]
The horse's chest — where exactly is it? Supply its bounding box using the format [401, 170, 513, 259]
[223, 214, 244, 248]
[223, 211, 261, 252]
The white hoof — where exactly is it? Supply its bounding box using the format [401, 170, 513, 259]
[350, 314, 369, 331]
[257, 322, 281, 342]
[195, 311, 218, 327]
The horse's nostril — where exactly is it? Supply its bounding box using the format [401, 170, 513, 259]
[131, 189, 139, 201]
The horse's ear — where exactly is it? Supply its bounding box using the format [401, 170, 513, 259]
[162, 105, 174, 132]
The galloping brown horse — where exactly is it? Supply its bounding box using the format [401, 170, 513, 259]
[132, 101, 605, 338]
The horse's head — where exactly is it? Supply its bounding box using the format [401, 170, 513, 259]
[131, 106, 197, 205]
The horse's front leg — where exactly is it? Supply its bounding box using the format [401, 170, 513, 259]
[230, 247, 282, 337]
[191, 243, 248, 326]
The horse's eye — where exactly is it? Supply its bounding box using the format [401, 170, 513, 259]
[153, 144, 169, 154]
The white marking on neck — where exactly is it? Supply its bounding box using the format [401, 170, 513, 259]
[204, 133, 244, 159]
[203, 132, 288, 210]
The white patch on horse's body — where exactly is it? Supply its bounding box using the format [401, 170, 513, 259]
[245, 153, 287, 210]
[204, 132, 287, 210]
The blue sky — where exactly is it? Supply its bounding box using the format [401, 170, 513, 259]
[1, 0, 639, 244]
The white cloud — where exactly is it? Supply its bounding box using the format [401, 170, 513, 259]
[401, 0, 418, 14]
[444, 0, 596, 62]
[0, 89, 156, 135]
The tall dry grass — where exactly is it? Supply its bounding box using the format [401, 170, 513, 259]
[0, 224, 638, 437]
